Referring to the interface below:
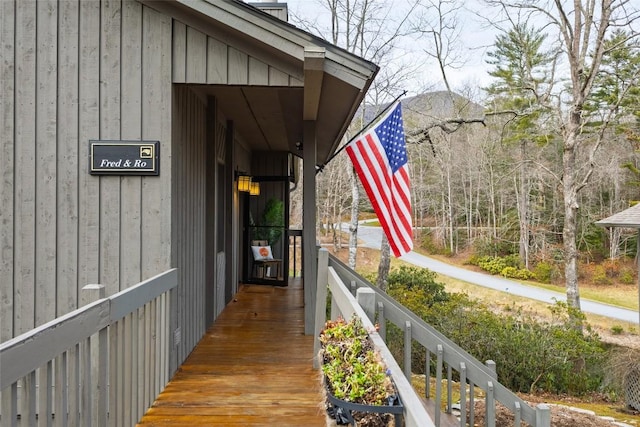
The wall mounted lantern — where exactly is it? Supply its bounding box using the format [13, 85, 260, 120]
[249, 181, 260, 196]
[236, 172, 252, 192]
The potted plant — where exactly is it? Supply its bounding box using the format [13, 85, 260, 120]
[252, 197, 284, 246]
[319, 315, 403, 426]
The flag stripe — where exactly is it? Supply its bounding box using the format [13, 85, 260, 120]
[347, 139, 403, 256]
[345, 102, 413, 257]
[348, 138, 411, 256]
[362, 134, 411, 254]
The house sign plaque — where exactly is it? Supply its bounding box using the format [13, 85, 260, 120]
[89, 140, 159, 175]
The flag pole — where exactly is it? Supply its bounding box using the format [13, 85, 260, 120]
[316, 90, 407, 174]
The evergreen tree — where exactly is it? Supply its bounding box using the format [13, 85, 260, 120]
[485, 22, 555, 268]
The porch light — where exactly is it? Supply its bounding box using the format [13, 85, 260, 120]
[249, 181, 260, 196]
[237, 175, 251, 192]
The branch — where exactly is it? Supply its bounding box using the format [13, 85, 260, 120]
[408, 117, 487, 138]
[406, 116, 487, 156]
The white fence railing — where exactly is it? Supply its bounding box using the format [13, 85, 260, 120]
[0, 269, 178, 427]
[324, 251, 551, 427]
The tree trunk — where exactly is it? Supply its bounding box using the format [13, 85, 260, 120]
[348, 167, 359, 269]
[563, 116, 581, 312]
[446, 167, 454, 253]
[518, 141, 530, 269]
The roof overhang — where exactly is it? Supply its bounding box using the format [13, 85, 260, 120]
[140, 0, 379, 165]
[595, 203, 640, 229]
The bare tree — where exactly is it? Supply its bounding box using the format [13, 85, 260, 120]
[292, 0, 420, 271]
[484, 0, 640, 314]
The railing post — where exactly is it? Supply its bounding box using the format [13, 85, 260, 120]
[98, 324, 108, 427]
[485, 381, 495, 427]
[81, 284, 106, 306]
[535, 403, 551, 427]
[459, 363, 467, 427]
[485, 361, 497, 427]
[425, 349, 431, 398]
[447, 364, 453, 413]
[469, 379, 475, 427]
[485, 360, 497, 379]
[314, 248, 330, 368]
[82, 284, 106, 427]
[404, 321, 412, 379]
[435, 344, 443, 427]
[377, 302, 386, 341]
[514, 401, 522, 426]
[356, 288, 376, 323]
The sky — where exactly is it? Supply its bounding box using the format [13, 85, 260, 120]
[280, 0, 502, 96]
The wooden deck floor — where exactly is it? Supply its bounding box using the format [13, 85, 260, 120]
[137, 280, 327, 426]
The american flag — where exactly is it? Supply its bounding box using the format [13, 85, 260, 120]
[346, 102, 413, 257]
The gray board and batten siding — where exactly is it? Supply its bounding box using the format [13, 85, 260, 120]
[1, 0, 301, 370]
[2, 0, 171, 341]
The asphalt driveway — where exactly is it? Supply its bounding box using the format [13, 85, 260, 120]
[351, 224, 639, 324]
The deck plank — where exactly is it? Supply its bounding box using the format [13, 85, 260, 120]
[137, 281, 327, 426]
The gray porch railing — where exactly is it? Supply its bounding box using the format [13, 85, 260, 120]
[314, 249, 434, 427]
[0, 268, 178, 427]
[317, 249, 551, 427]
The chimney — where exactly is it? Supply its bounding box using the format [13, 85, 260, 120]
[249, 1, 289, 22]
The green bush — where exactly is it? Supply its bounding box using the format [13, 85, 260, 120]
[619, 268, 635, 285]
[471, 255, 535, 280]
[382, 267, 607, 396]
[419, 229, 447, 255]
[592, 265, 612, 286]
[533, 261, 559, 284]
[429, 299, 605, 395]
[386, 266, 449, 307]
[610, 325, 624, 335]
[500, 266, 536, 280]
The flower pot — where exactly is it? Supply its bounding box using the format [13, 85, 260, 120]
[319, 315, 404, 426]
[323, 374, 403, 426]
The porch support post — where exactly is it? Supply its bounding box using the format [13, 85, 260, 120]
[205, 96, 216, 327]
[303, 120, 317, 335]
[226, 120, 237, 299]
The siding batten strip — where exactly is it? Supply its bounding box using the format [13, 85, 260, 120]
[36, 0, 59, 328]
[78, 0, 101, 308]
[121, 0, 143, 288]
[57, 0, 80, 319]
[99, 0, 122, 295]
[15, 0, 37, 336]
[0, 0, 16, 342]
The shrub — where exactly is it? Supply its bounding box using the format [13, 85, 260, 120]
[419, 230, 446, 255]
[592, 265, 612, 286]
[385, 279, 607, 395]
[610, 325, 624, 335]
[602, 259, 622, 278]
[471, 255, 535, 280]
[620, 268, 635, 285]
[501, 266, 536, 280]
[431, 299, 605, 395]
[386, 266, 449, 307]
[533, 260, 559, 284]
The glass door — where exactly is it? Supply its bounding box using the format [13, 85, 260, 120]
[245, 180, 288, 285]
